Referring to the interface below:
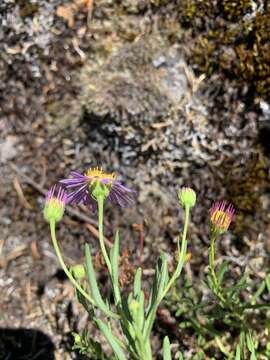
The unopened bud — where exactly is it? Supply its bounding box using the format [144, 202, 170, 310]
[178, 188, 196, 209]
[44, 186, 67, 223]
[70, 264, 86, 279]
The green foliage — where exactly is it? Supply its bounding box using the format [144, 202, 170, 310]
[48, 186, 192, 359]
[170, 251, 270, 359]
[46, 177, 270, 359]
[72, 329, 115, 359]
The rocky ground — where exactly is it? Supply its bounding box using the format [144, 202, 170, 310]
[0, 0, 270, 359]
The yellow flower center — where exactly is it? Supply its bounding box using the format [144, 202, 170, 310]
[85, 167, 116, 181]
[49, 198, 64, 208]
[211, 210, 230, 230]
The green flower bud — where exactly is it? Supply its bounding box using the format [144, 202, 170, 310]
[72, 332, 81, 344]
[70, 264, 86, 279]
[178, 187, 196, 209]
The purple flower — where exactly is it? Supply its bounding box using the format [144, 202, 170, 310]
[44, 185, 67, 223]
[60, 167, 136, 211]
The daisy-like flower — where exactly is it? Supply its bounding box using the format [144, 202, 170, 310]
[210, 201, 235, 234]
[60, 167, 136, 211]
[44, 185, 67, 223]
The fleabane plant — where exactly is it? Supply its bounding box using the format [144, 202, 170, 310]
[44, 167, 195, 360]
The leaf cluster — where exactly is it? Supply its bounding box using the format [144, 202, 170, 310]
[170, 261, 270, 359]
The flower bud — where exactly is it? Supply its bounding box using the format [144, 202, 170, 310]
[44, 186, 67, 223]
[210, 201, 235, 234]
[184, 252, 192, 263]
[178, 187, 196, 209]
[72, 332, 81, 344]
[70, 264, 86, 279]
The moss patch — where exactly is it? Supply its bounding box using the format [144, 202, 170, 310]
[178, 0, 270, 99]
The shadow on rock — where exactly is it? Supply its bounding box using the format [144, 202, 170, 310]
[0, 328, 55, 360]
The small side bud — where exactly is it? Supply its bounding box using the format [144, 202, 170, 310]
[72, 332, 81, 345]
[44, 186, 67, 223]
[70, 264, 86, 279]
[178, 187, 196, 209]
[184, 252, 192, 263]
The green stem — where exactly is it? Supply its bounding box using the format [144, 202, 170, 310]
[143, 206, 190, 341]
[49, 220, 94, 305]
[209, 234, 226, 304]
[160, 205, 190, 301]
[97, 196, 112, 275]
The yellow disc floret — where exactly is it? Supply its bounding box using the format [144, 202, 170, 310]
[85, 167, 116, 181]
[211, 210, 231, 232]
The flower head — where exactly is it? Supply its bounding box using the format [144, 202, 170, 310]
[60, 167, 136, 211]
[210, 201, 235, 234]
[44, 185, 67, 223]
[178, 187, 196, 209]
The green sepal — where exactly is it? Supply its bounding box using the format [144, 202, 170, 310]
[85, 244, 117, 318]
[110, 230, 121, 304]
[96, 319, 127, 360]
[163, 336, 172, 360]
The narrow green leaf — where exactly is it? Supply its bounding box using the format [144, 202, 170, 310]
[246, 332, 255, 353]
[239, 331, 245, 354]
[250, 281, 265, 304]
[157, 252, 168, 301]
[228, 274, 249, 295]
[134, 268, 142, 299]
[96, 319, 127, 360]
[235, 345, 241, 360]
[85, 244, 117, 318]
[110, 231, 121, 304]
[146, 262, 159, 315]
[138, 290, 145, 330]
[216, 261, 228, 284]
[144, 253, 168, 339]
[177, 352, 184, 360]
[163, 336, 172, 360]
[265, 274, 270, 294]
